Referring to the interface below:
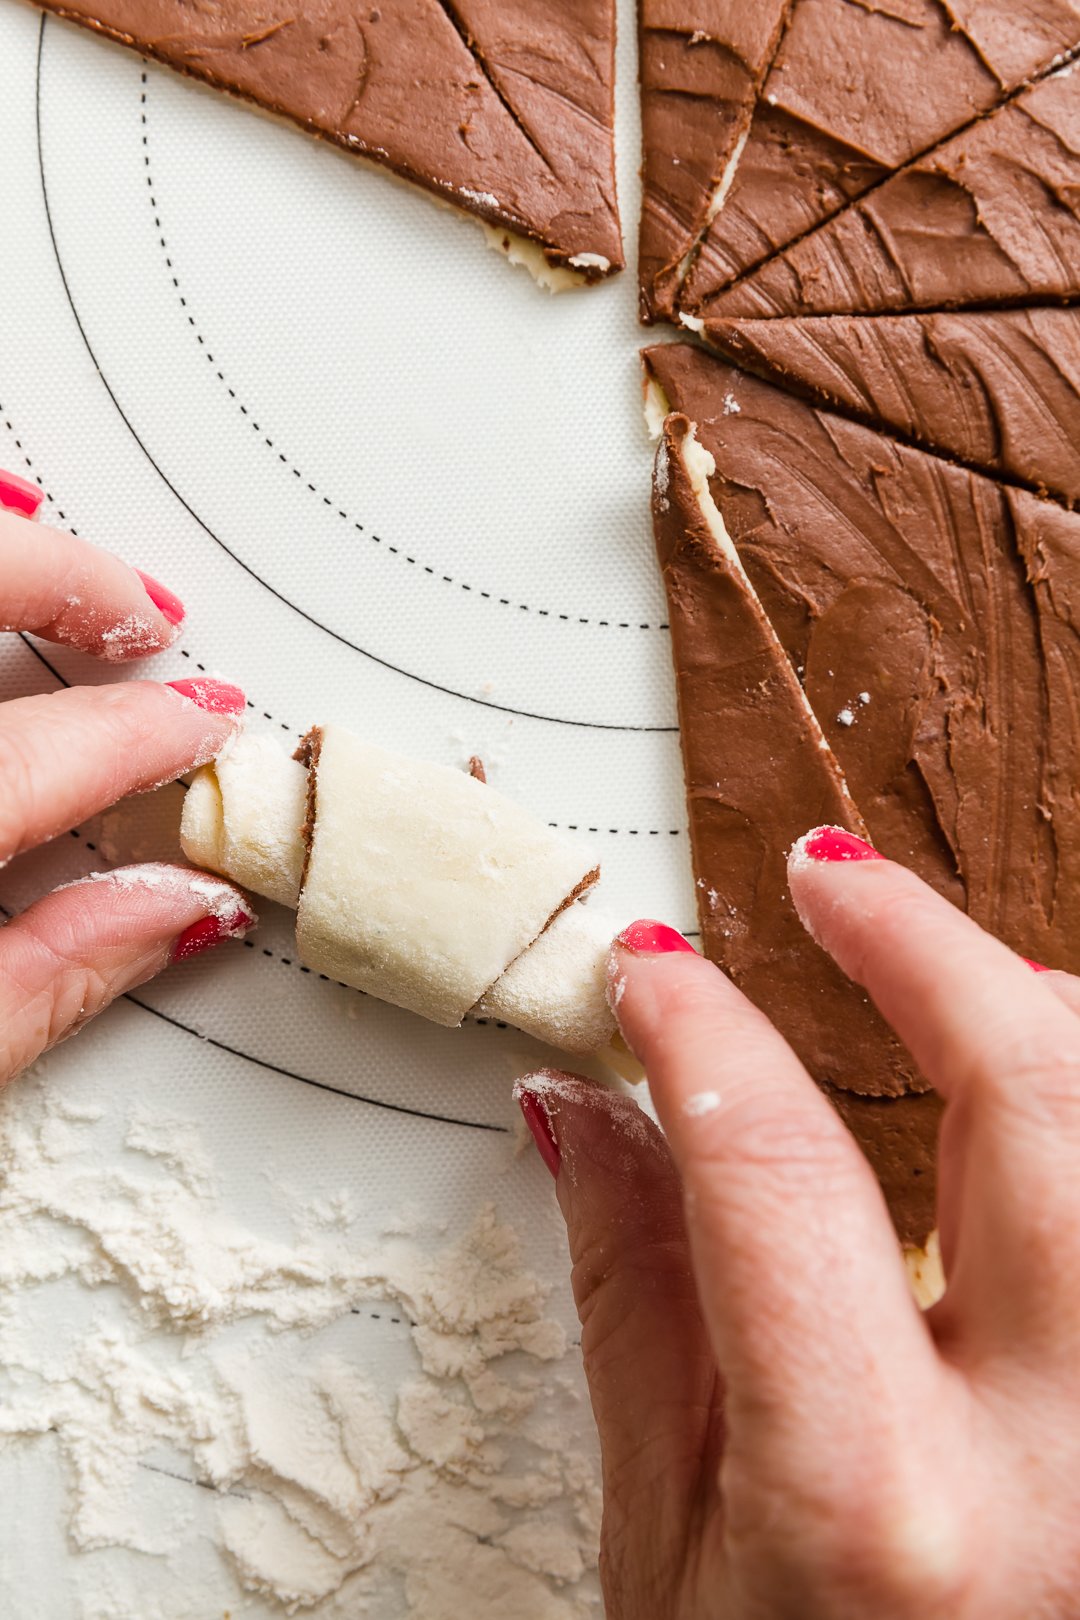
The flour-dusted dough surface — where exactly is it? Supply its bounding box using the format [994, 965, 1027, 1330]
[181, 732, 308, 908]
[476, 899, 617, 1054]
[181, 728, 623, 1051]
[296, 725, 599, 1027]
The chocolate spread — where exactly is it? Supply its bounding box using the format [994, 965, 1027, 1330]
[647, 346, 1080, 1242]
[701, 310, 1080, 508]
[679, 0, 1080, 315]
[41, 0, 623, 276]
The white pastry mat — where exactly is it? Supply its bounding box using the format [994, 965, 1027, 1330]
[0, 4, 692, 1612]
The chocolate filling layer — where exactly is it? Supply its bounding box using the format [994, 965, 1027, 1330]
[41, 0, 623, 277]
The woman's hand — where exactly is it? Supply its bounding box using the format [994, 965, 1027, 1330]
[516, 827, 1080, 1619]
[0, 470, 255, 1085]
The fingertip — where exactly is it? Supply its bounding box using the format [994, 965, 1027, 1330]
[514, 1073, 564, 1178]
[515, 1068, 667, 1193]
[0, 470, 44, 520]
[134, 569, 186, 630]
[165, 678, 247, 718]
[613, 919, 698, 957]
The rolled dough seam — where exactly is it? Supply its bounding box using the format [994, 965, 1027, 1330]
[180, 727, 625, 1057]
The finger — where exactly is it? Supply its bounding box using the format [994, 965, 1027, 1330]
[1029, 963, 1080, 1019]
[0, 864, 255, 1083]
[607, 923, 939, 1457]
[514, 1070, 724, 1616]
[788, 828, 1080, 1355]
[0, 469, 45, 519]
[0, 503, 185, 660]
[0, 679, 245, 861]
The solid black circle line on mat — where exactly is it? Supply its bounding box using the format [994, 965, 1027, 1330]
[36, 26, 672, 731]
[137, 70, 669, 636]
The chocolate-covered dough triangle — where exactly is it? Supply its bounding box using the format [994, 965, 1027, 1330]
[694, 64, 1080, 319]
[678, 0, 1080, 318]
[653, 412, 938, 1245]
[637, 0, 791, 323]
[648, 345, 1080, 1243]
[39, 0, 623, 284]
[702, 309, 1080, 508]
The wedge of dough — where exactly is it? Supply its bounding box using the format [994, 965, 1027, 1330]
[181, 726, 620, 1053]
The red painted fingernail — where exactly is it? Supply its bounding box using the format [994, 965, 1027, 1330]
[1023, 957, 1051, 973]
[0, 470, 44, 519]
[799, 826, 884, 864]
[516, 1087, 561, 1178]
[171, 905, 255, 963]
[615, 919, 697, 956]
[166, 678, 246, 716]
[135, 569, 185, 627]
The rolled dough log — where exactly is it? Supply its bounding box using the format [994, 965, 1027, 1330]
[180, 728, 622, 1054]
[295, 724, 600, 1027]
[181, 733, 308, 909]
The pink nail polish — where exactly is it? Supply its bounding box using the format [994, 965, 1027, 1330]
[1023, 957, 1051, 973]
[799, 826, 884, 864]
[516, 1087, 561, 1178]
[171, 905, 255, 963]
[166, 678, 246, 716]
[0, 470, 44, 519]
[135, 569, 185, 627]
[616, 919, 697, 956]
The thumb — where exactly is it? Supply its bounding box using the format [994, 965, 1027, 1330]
[0, 864, 256, 1082]
[514, 1070, 722, 1610]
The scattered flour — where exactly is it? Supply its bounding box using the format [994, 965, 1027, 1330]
[0, 1080, 600, 1617]
[682, 1091, 722, 1119]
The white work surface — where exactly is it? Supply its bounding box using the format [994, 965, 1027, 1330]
[0, 4, 694, 1614]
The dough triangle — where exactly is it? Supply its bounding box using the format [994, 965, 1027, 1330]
[694, 65, 1080, 319]
[40, 0, 623, 283]
[646, 342, 1080, 1242]
[701, 309, 1080, 508]
[678, 0, 1080, 317]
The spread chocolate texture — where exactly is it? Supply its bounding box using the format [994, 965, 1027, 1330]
[39, 0, 623, 279]
[702, 310, 1080, 508]
[678, 0, 1080, 318]
[637, 1, 790, 323]
[646, 345, 1080, 1244]
[653, 413, 925, 1104]
[697, 66, 1080, 319]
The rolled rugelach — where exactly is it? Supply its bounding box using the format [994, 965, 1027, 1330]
[180, 724, 623, 1056]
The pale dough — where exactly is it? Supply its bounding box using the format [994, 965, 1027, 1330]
[181, 726, 620, 1052]
[182, 732, 308, 909]
[296, 725, 599, 1028]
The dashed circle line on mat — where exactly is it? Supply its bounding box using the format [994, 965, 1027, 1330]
[137, 71, 669, 636]
[37, 34, 675, 733]
[0, 405, 300, 737]
[0, 409, 76, 530]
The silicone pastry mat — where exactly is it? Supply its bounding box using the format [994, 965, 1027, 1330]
[0, 4, 692, 1612]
